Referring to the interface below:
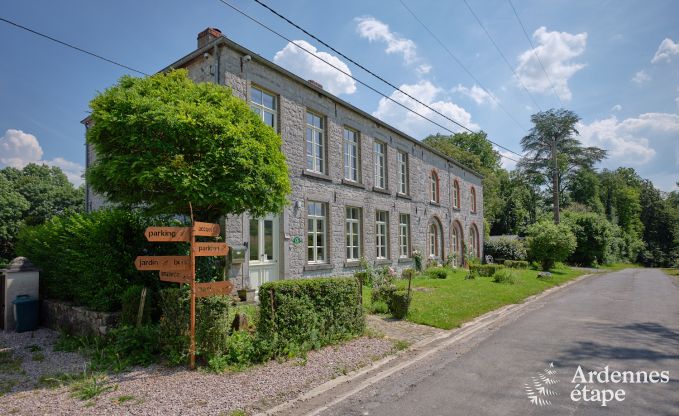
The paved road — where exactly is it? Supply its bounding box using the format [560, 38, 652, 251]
[321, 269, 679, 416]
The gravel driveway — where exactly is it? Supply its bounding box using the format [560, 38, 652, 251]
[0, 328, 397, 415]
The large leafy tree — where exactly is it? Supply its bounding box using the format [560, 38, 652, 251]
[86, 70, 291, 221]
[0, 164, 83, 262]
[637, 180, 679, 267]
[518, 109, 607, 223]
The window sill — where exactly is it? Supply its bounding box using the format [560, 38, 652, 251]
[302, 170, 332, 182]
[374, 259, 392, 265]
[343, 261, 361, 268]
[304, 263, 333, 271]
[372, 186, 391, 195]
[341, 179, 366, 189]
[397, 257, 413, 263]
[429, 201, 442, 207]
[452, 206, 461, 211]
[396, 193, 412, 200]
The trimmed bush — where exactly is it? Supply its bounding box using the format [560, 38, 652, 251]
[526, 221, 577, 271]
[503, 260, 529, 269]
[492, 268, 516, 284]
[16, 209, 179, 312]
[469, 263, 504, 277]
[371, 284, 397, 304]
[483, 237, 527, 261]
[369, 300, 389, 314]
[387, 290, 410, 319]
[258, 278, 364, 358]
[401, 268, 415, 281]
[427, 267, 448, 279]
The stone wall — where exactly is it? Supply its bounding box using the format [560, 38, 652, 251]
[41, 299, 119, 337]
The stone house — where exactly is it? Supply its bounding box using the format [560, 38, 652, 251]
[85, 28, 484, 292]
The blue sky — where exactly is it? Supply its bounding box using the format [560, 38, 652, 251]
[1, 0, 678, 190]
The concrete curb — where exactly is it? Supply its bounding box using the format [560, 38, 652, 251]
[257, 271, 599, 416]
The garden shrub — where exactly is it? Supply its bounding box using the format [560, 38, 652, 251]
[387, 290, 410, 319]
[120, 285, 157, 326]
[401, 267, 415, 281]
[483, 237, 527, 261]
[526, 221, 577, 271]
[562, 211, 615, 266]
[427, 267, 448, 279]
[16, 209, 179, 312]
[369, 300, 389, 314]
[469, 263, 504, 277]
[503, 260, 529, 269]
[195, 294, 232, 362]
[371, 284, 397, 304]
[258, 278, 364, 358]
[492, 268, 516, 284]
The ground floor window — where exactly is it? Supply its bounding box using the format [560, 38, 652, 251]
[346, 206, 361, 261]
[470, 223, 480, 259]
[399, 213, 410, 258]
[307, 201, 327, 263]
[375, 210, 389, 259]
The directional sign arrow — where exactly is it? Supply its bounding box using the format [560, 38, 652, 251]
[144, 227, 191, 242]
[159, 270, 192, 284]
[193, 222, 220, 237]
[193, 242, 229, 257]
[195, 281, 233, 298]
[134, 256, 191, 271]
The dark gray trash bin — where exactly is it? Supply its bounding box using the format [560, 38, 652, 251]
[12, 295, 39, 332]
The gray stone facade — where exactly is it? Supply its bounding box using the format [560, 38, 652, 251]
[86, 29, 484, 288]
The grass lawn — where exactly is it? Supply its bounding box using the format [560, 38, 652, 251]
[363, 265, 585, 330]
[662, 268, 679, 279]
[597, 263, 641, 271]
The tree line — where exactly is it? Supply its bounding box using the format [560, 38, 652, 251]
[424, 109, 679, 268]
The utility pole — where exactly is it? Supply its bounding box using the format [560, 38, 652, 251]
[551, 138, 560, 224]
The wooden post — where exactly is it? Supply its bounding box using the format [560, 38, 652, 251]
[189, 204, 196, 370]
[136, 287, 147, 328]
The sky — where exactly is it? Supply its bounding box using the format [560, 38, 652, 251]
[1, 0, 678, 190]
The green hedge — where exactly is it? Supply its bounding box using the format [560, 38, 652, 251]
[484, 237, 527, 261]
[503, 260, 529, 269]
[258, 277, 364, 357]
[15, 209, 180, 312]
[469, 263, 504, 277]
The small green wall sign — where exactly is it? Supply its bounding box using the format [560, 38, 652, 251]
[292, 236, 302, 245]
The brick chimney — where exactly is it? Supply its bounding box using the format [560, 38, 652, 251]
[197, 27, 223, 48]
[308, 79, 323, 90]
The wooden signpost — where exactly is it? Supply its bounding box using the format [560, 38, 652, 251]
[134, 208, 232, 369]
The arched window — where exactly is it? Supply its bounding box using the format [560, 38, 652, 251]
[470, 186, 477, 213]
[430, 170, 440, 203]
[470, 223, 480, 258]
[452, 180, 460, 209]
[451, 220, 463, 265]
[428, 218, 443, 259]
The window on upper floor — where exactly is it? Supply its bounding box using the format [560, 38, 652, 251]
[306, 111, 325, 174]
[250, 86, 277, 130]
[471, 186, 477, 213]
[397, 151, 408, 195]
[343, 128, 360, 182]
[430, 170, 440, 203]
[452, 180, 461, 209]
[374, 141, 387, 189]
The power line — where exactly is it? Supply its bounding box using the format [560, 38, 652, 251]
[462, 0, 542, 112]
[240, 0, 522, 160]
[507, 0, 564, 107]
[398, 0, 528, 133]
[0, 16, 148, 76]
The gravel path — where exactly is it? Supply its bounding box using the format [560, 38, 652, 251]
[0, 328, 396, 416]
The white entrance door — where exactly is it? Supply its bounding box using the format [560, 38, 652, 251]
[248, 215, 279, 292]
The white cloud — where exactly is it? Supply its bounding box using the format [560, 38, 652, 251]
[651, 38, 679, 64]
[273, 40, 356, 95]
[611, 104, 623, 112]
[516, 27, 587, 101]
[416, 64, 432, 75]
[578, 113, 679, 191]
[0, 129, 83, 186]
[355, 17, 418, 65]
[372, 80, 478, 139]
[453, 84, 499, 108]
[632, 70, 651, 84]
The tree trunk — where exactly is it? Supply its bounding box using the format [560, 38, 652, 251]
[552, 139, 560, 224]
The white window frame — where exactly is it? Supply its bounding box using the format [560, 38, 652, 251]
[346, 207, 361, 261]
[453, 180, 460, 209]
[430, 171, 439, 203]
[307, 201, 327, 264]
[397, 151, 408, 195]
[374, 141, 386, 189]
[375, 210, 389, 259]
[429, 223, 440, 258]
[306, 111, 325, 174]
[343, 128, 359, 182]
[399, 213, 410, 258]
[470, 224, 479, 258]
[250, 86, 277, 130]
[471, 187, 477, 213]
